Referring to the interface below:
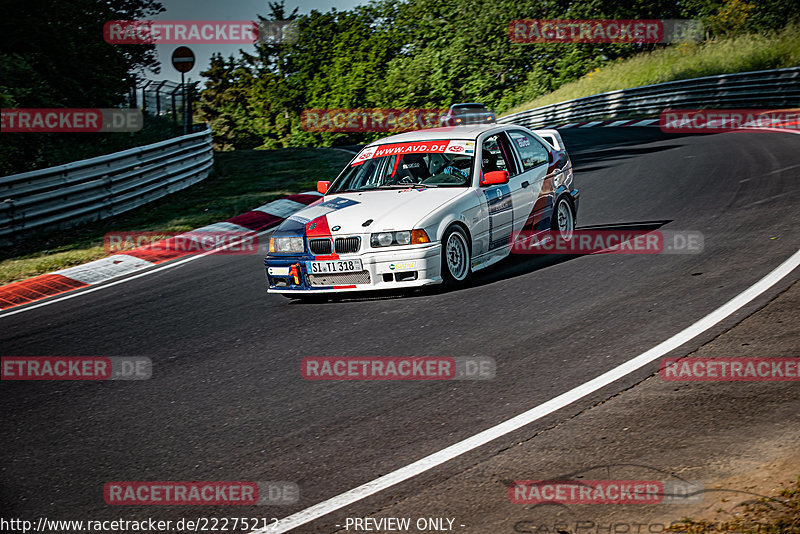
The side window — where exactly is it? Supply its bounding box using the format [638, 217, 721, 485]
[481, 133, 519, 179]
[508, 130, 549, 171]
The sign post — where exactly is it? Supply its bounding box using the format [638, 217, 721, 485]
[171, 46, 195, 135]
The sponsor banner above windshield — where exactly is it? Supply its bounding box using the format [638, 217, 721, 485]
[353, 140, 475, 165]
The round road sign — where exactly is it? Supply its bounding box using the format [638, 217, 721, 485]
[171, 46, 195, 73]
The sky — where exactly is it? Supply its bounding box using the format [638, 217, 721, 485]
[146, 0, 367, 84]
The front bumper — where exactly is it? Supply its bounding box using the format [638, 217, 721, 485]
[265, 242, 442, 294]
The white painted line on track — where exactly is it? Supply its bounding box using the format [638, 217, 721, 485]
[256, 248, 800, 534]
[0, 227, 277, 319]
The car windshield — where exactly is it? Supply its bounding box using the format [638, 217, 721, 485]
[452, 104, 487, 114]
[328, 140, 475, 193]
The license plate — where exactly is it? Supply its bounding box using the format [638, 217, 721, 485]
[307, 259, 363, 274]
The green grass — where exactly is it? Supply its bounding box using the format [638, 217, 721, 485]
[0, 148, 352, 285]
[504, 24, 800, 115]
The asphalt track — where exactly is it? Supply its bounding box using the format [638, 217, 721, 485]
[1, 128, 798, 532]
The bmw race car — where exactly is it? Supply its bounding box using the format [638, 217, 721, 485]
[264, 124, 579, 297]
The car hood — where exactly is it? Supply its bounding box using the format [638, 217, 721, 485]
[279, 188, 467, 235]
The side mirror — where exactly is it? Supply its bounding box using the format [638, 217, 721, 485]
[317, 181, 330, 194]
[482, 170, 509, 186]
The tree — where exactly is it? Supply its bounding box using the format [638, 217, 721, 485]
[0, 0, 165, 174]
[197, 0, 800, 149]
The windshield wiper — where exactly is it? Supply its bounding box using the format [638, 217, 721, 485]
[376, 183, 438, 189]
[334, 187, 377, 193]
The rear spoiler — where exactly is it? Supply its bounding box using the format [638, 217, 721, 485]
[532, 129, 565, 150]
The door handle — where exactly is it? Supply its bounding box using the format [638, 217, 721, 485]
[521, 181, 530, 188]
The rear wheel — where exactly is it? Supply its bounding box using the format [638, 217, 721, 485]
[441, 225, 472, 286]
[552, 196, 575, 240]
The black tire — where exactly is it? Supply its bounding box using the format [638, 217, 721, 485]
[440, 225, 472, 287]
[551, 196, 575, 239]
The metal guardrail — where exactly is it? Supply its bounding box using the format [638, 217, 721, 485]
[0, 127, 214, 243]
[498, 67, 800, 128]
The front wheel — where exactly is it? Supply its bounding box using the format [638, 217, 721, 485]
[551, 196, 575, 240]
[441, 226, 472, 286]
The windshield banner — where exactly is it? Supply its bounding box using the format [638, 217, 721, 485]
[354, 140, 475, 164]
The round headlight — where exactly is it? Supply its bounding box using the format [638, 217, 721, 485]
[395, 231, 411, 245]
[377, 232, 393, 246]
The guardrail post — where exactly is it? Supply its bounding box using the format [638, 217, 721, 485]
[155, 80, 167, 117]
[170, 84, 179, 125]
[0, 199, 15, 240]
[188, 81, 198, 132]
[140, 80, 152, 114]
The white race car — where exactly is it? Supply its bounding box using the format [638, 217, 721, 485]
[264, 124, 578, 297]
